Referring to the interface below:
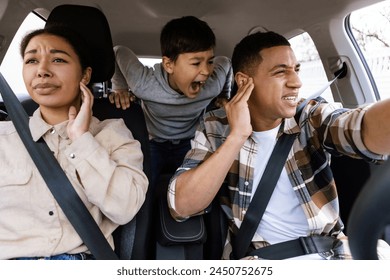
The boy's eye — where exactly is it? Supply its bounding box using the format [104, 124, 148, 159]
[192, 62, 201, 66]
[208, 60, 214, 65]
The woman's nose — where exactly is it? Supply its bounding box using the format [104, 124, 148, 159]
[37, 62, 52, 78]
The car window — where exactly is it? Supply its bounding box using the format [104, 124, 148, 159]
[0, 12, 45, 100]
[349, 0, 390, 100]
[289, 32, 334, 102]
[139, 58, 161, 68]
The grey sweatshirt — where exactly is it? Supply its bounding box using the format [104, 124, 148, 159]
[112, 45, 232, 140]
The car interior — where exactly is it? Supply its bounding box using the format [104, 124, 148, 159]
[0, 0, 390, 260]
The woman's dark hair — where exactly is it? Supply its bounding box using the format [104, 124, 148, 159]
[20, 25, 92, 71]
[160, 16, 216, 61]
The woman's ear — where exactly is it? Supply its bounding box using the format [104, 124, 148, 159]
[235, 72, 250, 86]
[162, 56, 174, 74]
[81, 67, 92, 85]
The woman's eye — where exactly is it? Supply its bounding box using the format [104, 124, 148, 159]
[53, 58, 66, 63]
[24, 59, 37, 64]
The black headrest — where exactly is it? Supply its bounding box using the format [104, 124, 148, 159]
[45, 4, 115, 83]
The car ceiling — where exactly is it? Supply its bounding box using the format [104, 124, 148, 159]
[0, 0, 386, 58]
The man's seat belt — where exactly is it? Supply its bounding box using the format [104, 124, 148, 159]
[0, 72, 118, 260]
[231, 72, 343, 260]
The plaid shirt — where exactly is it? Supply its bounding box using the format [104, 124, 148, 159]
[168, 97, 386, 259]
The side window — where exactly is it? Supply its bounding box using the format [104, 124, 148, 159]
[139, 58, 161, 68]
[0, 12, 45, 100]
[349, 1, 390, 100]
[289, 32, 334, 102]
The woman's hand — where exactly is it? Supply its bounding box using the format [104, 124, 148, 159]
[67, 82, 94, 141]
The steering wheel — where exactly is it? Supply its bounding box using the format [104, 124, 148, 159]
[347, 159, 390, 259]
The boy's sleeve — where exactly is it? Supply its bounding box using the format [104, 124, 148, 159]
[214, 56, 233, 99]
[111, 45, 148, 92]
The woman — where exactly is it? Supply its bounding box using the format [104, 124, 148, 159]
[0, 26, 148, 260]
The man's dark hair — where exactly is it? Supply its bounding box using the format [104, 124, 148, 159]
[160, 16, 216, 61]
[232, 31, 291, 76]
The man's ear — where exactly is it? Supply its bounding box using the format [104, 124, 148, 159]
[162, 56, 174, 74]
[234, 72, 250, 86]
[81, 67, 92, 85]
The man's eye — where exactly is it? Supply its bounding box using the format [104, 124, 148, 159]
[208, 60, 214, 65]
[192, 62, 201, 66]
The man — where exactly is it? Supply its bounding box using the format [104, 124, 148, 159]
[167, 31, 390, 259]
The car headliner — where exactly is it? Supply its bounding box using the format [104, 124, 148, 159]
[0, 0, 385, 59]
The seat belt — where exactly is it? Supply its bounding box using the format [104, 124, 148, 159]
[231, 73, 342, 260]
[0, 72, 118, 260]
[231, 132, 297, 259]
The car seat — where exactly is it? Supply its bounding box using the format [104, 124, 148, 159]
[20, 4, 154, 260]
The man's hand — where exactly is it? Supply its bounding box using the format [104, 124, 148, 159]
[67, 82, 94, 141]
[224, 78, 254, 140]
[109, 89, 132, 110]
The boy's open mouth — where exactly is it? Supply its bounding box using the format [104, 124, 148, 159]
[191, 81, 206, 91]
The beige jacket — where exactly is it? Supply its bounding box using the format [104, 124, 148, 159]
[0, 109, 148, 259]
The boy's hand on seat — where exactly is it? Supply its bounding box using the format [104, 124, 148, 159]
[109, 89, 132, 110]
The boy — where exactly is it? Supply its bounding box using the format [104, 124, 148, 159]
[110, 16, 232, 192]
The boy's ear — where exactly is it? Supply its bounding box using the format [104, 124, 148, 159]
[162, 56, 174, 74]
[235, 72, 249, 86]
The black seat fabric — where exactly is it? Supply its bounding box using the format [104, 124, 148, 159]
[18, 4, 154, 259]
[330, 155, 371, 231]
[45, 4, 115, 84]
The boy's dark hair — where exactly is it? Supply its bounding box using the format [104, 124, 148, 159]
[160, 16, 216, 61]
[20, 25, 92, 72]
[232, 31, 290, 76]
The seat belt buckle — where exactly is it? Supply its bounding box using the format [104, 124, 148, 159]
[299, 236, 317, 254]
[299, 236, 340, 259]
